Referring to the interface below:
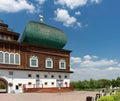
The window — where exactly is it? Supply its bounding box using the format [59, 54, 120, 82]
[58, 75, 62, 79]
[36, 74, 39, 78]
[51, 75, 54, 78]
[3, 35, 7, 40]
[51, 82, 54, 85]
[0, 51, 20, 65]
[44, 75, 47, 78]
[5, 52, 9, 64]
[45, 58, 53, 68]
[65, 82, 68, 87]
[65, 75, 67, 78]
[7, 36, 11, 41]
[59, 59, 66, 69]
[28, 74, 32, 77]
[0, 51, 3, 63]
[10, 53, 14, 64]
[30, 56, 38, 67]
[44, 82, 48, 85]
[28, 82, 32, 85]
[18, 83, 22, 86]
[9, 71, 13, 75]
[15, 54, 20, 65]
[16, 85, 19, 90]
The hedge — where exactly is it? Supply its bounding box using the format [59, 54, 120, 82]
[98, 92, 120, 101]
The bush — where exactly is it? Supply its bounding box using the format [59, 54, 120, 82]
[98, 92, 120, 101]
[112, 92, 120, 101]
[98, 96, 114, 101]
[0, 84, 5, 89]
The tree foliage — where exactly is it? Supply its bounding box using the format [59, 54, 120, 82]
[70, 77, 120, 90]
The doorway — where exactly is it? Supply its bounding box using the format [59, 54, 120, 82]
[0, 78, 8, 93]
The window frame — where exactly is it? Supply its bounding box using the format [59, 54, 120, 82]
[30, 56, 38, 67]
[0, 51, 20, 65]
[15, 53, 20, 65]
[0, 51, 4, 63]
[45, 58, 53, 69]
[59, 59, 66, 69]
[4, 52, 9, 64]
[10, 53, 14, 64]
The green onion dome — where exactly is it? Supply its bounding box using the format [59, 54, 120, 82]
[20, 21, 67, 49]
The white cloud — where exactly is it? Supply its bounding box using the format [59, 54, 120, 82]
[106, 67, 120, 71]
[72, 55, 118, 68]
[71, 67, 120, 81]
[75, 11, 81, 15]
[81, 59, 117, 68]
[54, 8, 76, 27]
[0, 0, 35, 13]
[54, 0, 87, 9]
[54, 0, 102, 9]
[54, 0, 102, 28]
[37, 0, 47, 5]
[71, 57, 82, 64]
[90, 0, 102, 4]
[70, 55, 120, 81]
[83, 55, 92, 60]
[77, 22, 82, 27]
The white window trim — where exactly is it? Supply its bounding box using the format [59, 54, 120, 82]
[30, 56, 38, 67]
[45, 58, 53, 69]
[15, 53, 20, 65]
[0, 51, 20, 65]
[10, 53, 15, 64]
[4, 52, 10, 64]
[59, 59, 66, 69]
[0, 51, 4, 63]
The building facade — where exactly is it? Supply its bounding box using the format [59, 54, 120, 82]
[0, 19, 73, 93]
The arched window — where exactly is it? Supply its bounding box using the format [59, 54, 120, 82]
[0, 51, 4, 63]
[15, 54, 20, 65]
[5, 52, 9, 64]
[30, 56, 38, 67]
[45, 58, 53, 68]
[0, 51, 20, 65]
[10, 53, 14, 64]
[59, 59, 66, 69]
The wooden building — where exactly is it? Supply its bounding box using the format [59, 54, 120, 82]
[0, 19, 73, 93]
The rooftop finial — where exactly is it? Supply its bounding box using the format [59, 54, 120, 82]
[39, 15, 44, 23]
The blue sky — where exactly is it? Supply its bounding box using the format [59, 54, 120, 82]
[0, 0, 120, 81]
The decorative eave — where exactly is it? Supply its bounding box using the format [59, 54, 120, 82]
[0, 20, 20, 40]
[0, 23, 8, 27]
[0, 30, 20, 40]
[0, 67, 74, 74]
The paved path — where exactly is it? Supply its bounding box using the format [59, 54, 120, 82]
[0, 91, 98, 101]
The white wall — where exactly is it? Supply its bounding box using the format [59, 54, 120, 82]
[0, 69, 70, 93]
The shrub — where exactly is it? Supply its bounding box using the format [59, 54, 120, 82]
[112, 92, 120, 101]
[98, 92, 120, 101]
[0, 84, 5, 89]
[98, 96, 114, 101]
